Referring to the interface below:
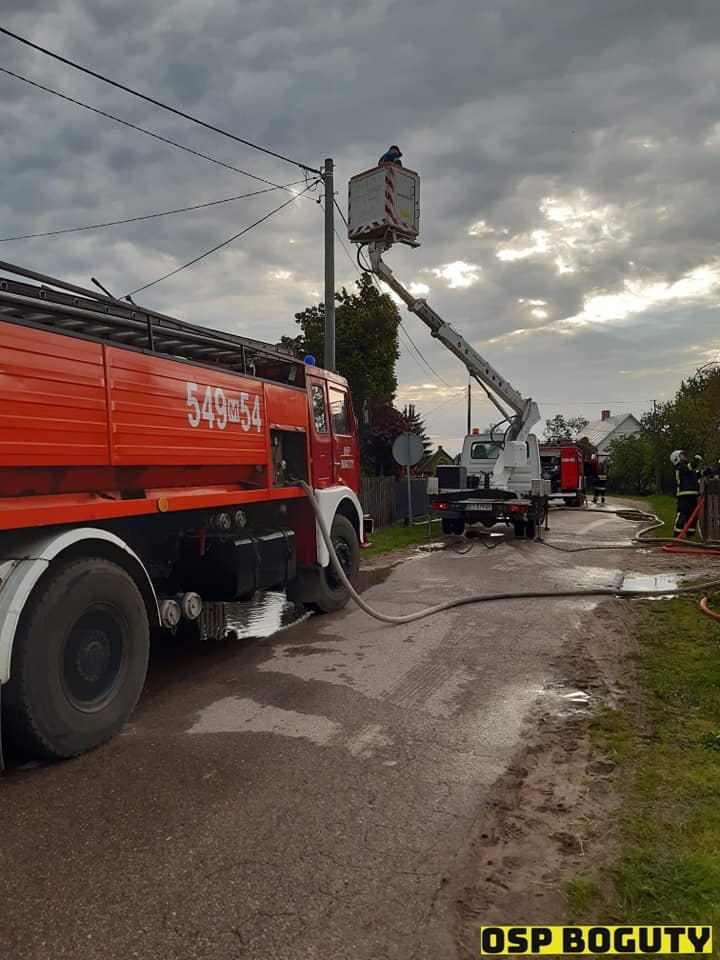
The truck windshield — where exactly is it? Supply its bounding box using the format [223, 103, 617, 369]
[470, 441, 501, 460]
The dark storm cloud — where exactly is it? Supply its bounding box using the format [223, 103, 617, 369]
[1, 0, 720, 450]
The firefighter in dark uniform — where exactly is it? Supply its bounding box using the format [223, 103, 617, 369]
[670, 449, 702, 537]
[378, 145, 403, 166]
[593, 462, 608, 504]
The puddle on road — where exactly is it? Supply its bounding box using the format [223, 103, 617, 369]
[218, 565, 394, 641]
[540, 682, 595, 718]
[620, 573, 682, 596]
[224, 591, 309, 641]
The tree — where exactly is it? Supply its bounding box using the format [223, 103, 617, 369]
[288, 275, 427, 476]
[543, 414, 589, 443]
[671, 365, 720, 460]
[359, 400, 408, 476]
[288, 273, 401, 406]
[606, 434, 655, 495]
[592, 364, 720, 495]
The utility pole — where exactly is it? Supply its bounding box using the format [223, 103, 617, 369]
[323, 158, 335, 371]
[467, 377, 472, 434]
[653, 399, 661, 492]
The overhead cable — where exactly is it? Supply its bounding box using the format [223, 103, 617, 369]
[126, 180, 318, 297]
[0, 27, 321, 175]
[0, 185, 306, 241]
[0, 66, 302, 191]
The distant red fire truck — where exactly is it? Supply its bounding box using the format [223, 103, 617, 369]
[539, 442, 592, 507]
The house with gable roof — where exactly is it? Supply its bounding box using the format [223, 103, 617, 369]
[415, 444, 455, 477]
[578, 409, 641, 460]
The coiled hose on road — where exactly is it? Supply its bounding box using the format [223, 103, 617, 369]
[297, 482, 720, 626]
[542, 504, 720, 555]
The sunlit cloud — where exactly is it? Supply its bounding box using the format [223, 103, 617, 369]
[428, 260, 481, 288]
[497, 230, 550, 262]
[496, 190, 629, 275]
[468, 219, 496, 236]
[565, 263, 720, 326]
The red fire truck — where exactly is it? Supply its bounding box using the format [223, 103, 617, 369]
[0, 262, 369, 761]
[539, 442, 586, 507]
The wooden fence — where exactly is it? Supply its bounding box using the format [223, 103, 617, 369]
[701, 478, 720, 542]
[360, 477, 397, 528]
[359, 476, 430, 528]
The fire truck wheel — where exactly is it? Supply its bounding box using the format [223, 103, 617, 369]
[3, 557, 150, 760]
[525, 519, 536, 538]
[513, 519, 526, 537]
[312, 515, 360, 613]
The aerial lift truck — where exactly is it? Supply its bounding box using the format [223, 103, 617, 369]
[347, 162, 549, 537]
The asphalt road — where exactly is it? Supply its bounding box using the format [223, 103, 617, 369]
[0, 504, 671, 959]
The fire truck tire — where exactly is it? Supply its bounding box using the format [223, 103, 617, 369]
[525, 519, 536, 538]
[441, 518, 464, 535]
[310, 515, 360, 613]
[2, 557, 150, 760]
[513, 519, 526, 537]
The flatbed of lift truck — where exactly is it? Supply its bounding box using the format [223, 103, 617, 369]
[430, 486, 543, 538]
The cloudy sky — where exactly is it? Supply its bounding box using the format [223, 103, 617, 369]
[2, 0, 720, 455]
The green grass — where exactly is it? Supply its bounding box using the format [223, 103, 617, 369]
[566, 877, 603, 916]
[361, 518, 442, 558]
[571, 596, 720, 934]
[616, 493, 677, 537]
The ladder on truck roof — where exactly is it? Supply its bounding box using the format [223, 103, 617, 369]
[0, 259, 302, 381]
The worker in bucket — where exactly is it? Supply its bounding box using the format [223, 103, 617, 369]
[593, 462, 608, 504]
[670, 449, 702, 537]
[378, 145, 403, 166]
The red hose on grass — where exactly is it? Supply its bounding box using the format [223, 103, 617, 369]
[700, 595, 720, 623]
[662, 497, 720, 556]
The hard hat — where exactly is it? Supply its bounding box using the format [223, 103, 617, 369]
[670, 449, 685, 466]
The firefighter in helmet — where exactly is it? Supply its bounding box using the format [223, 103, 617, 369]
[670, 449, 702, 537]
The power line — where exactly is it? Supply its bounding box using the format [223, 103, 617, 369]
[411, 388, 467, 417]
[0, 27, 321, 175]
[318, 199, 357, 271]
[397, 321, 451, 385]
[0, 185, 306, 241]
[125, 180, 318, 297]
[0, 66, 307, 191]
[333, 198, 350, 229]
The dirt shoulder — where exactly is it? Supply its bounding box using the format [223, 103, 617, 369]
[360, 503, 720, 957]
[444, 509, 720, 956]
[448, 598, 639, 956]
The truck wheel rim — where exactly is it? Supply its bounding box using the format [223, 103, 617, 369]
[327, 537, 352, 591]
[61, 607, 125, 712]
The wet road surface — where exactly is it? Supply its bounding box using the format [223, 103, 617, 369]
[0, 503, 703, 959]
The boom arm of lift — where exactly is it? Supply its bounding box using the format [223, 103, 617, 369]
[367, 243, 540, 443]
